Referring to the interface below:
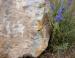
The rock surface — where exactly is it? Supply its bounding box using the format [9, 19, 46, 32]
[0, 0, 50, 58]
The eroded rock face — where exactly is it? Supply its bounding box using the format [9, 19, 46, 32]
[0, 0, 50, 58]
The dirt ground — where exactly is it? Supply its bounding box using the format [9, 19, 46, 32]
[38, 45, 75, 58]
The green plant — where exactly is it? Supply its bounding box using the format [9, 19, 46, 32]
[45, 0, 75, 53]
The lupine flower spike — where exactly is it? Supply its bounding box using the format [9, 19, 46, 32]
[55, 7, 64, 22]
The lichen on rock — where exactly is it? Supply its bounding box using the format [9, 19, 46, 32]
[0, 0, 50, 58]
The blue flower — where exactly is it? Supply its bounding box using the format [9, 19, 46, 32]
[68, 0, 72, 6]
[58, 7, 64, 14]
[55, 14, 63, 22]
[45, 0, 49, 4]
[55, 7, 64, 22]
[50, 3, 55, 11]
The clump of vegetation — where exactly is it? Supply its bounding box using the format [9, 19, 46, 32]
[45, 0, 75, 55]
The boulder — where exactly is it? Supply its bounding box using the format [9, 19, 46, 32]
[0, 0, 50, 58]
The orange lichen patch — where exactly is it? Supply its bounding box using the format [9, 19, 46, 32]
[10, 38, 20, 48]
[35, 20, 44, 31]
[35, 42, 47, 57]
[0, 37, 6, 48]
[0, 52, 8, 58]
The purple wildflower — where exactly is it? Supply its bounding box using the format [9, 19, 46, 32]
[68, 0, 72, 6]
[45, 0, 49, 4]
[50, 3, 55, 11]
[58, 7, 64, 14]
[55, 14, 63, 22]
[55, 7, 64, 22]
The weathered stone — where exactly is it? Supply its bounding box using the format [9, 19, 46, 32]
[0, 0, 50, 58]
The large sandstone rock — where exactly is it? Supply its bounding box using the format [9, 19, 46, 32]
[0, 0, 50, 58]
